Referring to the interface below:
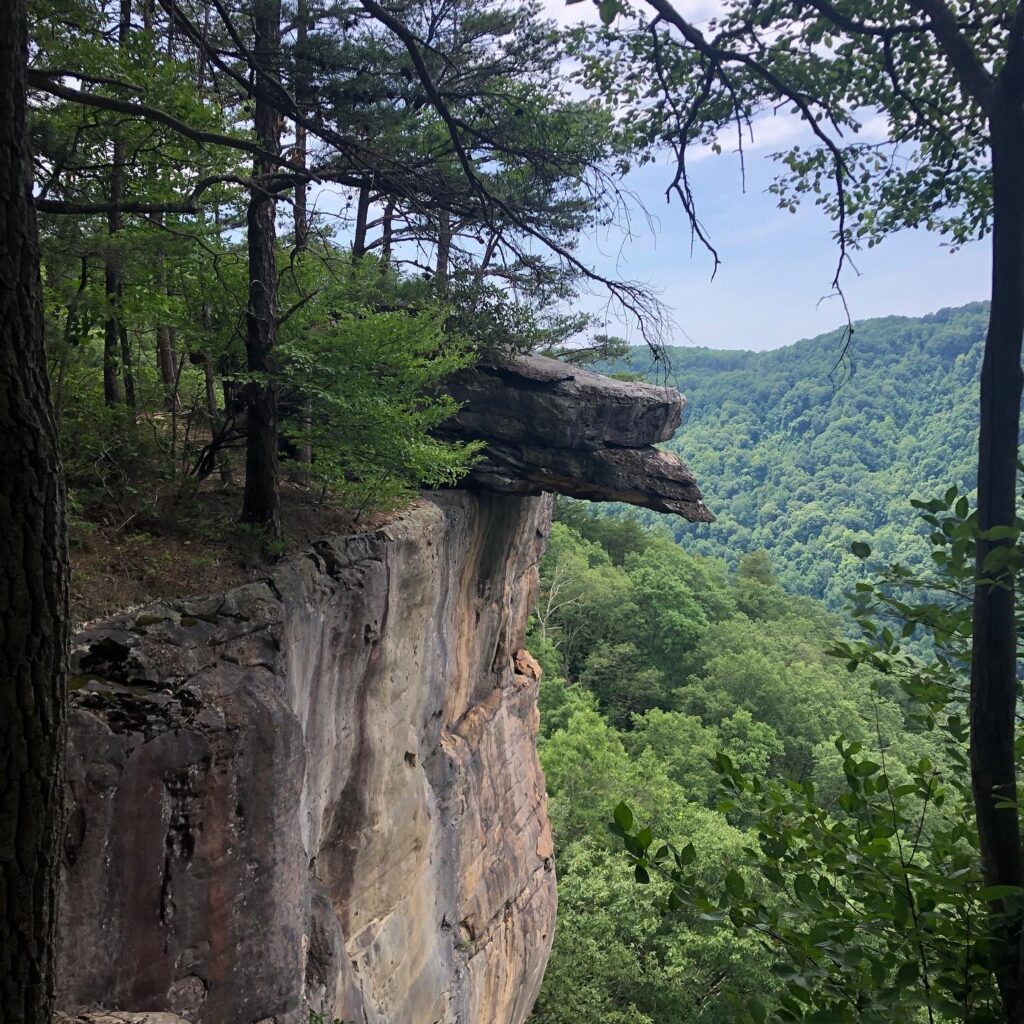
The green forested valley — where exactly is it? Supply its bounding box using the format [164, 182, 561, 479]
[604, 302, 986, 606]
[531, 491, 997, 1023]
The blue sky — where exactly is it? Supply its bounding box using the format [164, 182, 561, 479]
[573, 149, 991, 352]
[543, 0, 992, 351]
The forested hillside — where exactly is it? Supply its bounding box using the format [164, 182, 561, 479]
[608, 302, 986, 605]
[527, 508, 979, 1023]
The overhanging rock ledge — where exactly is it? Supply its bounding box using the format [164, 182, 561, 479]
[441, 351, 714, 522]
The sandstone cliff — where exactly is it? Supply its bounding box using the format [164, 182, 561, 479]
[60, 493, 554, 1024]
[58, 357, 709, 1024]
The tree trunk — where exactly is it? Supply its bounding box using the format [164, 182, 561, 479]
[102, 267, 121, 406]
[381, 198, 395, 263]
[294, 120, 308, 250]
[0, 1, 70, 1021]
[154, 220, 180, 410]
[352, 178, 371, 258]
[972, 88, 1024, 1024]
[293, 0, 310, 252]
[240, 0, 282, 530]
[292, 0, 312, 466]
[436, 209, 451, 292]
[104, 0, 134, 410]
[203, 352, 218, 420]
[119, 319, 136, 410]
[156, 324, 179, 409]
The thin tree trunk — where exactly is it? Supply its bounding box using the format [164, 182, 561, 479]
[157, 324, 179, 409]
[240, 0, 282, 530]
[972, 89, 1024, 1024]
[105, 0, 134, 410]
[436, 209, 451, 292]
[381, 198, 395, 263]
[57, 256, 90, 418]
[294, 121, 308, 249]
[293, 0, 312, 466]
[119, 320, 136, 410]
[352, 178, 371, 258]
[0, 1, 70, 1021]
[292, 0, 309, 252]
[103, 266, 121, 406]
[203, 353, 218, 420]
[154, 217, 180, 410]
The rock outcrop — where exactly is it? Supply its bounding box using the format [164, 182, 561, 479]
[58, 357, 711, 1024]
[443, 352, 713, 522]
[59, 492, 555, 1024]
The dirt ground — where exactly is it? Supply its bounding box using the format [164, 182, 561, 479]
[70, 481, 396, 626]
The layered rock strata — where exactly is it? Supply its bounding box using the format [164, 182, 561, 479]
[58, 492, 555, 1024]
[443, 352, 713, 522]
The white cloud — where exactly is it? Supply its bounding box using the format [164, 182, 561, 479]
[540, 0, 724, 28]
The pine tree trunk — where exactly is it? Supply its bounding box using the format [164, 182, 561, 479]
[240, 0, 282, 530]
[293, 0, 312, 466]
[352, 179, 371, 258]
[0, 1, 70, 1021]
[972, 88, 1024, 1024]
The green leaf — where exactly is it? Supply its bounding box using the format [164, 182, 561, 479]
[851, 541, 872, 559]
[613, 802, 633, 833]
[979, 885, 1024, 902]
[749, 994, 768, 1023]
[634, 863, 650, 884]
[893, 961, 919, 988]
[793, 874, 818, 905]
[725, 869, 746, 898]
[598, 0, 619, 24]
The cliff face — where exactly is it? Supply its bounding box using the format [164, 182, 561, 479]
[58, 356, 711, 1024]
[59, 492, 555, 1024]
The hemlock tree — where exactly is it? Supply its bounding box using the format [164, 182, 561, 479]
[0, 0, 69, 1018]
[573, 0, 1024, 1016]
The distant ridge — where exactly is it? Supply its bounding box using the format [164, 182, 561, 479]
[597, 301, 989, 605]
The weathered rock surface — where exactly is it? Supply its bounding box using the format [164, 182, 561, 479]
[58, 492, 555, 1024]
[443, 352, 713, 522]
[56, 1013, 192, 1024]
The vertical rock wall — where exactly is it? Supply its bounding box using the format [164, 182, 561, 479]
[57, 492, 555, 1024]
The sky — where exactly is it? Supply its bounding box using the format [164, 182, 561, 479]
[539, 0, 992, 351]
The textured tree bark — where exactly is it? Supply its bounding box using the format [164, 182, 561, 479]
[0, 0, 71, 1020]
[240, 0, 282, 530]
[972, 86, 1024, 1024]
